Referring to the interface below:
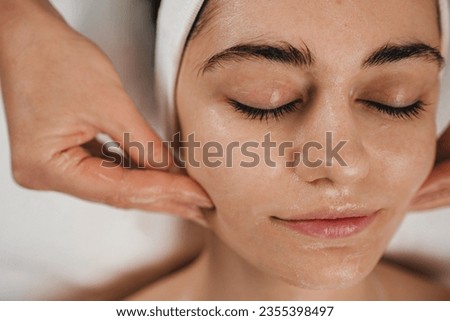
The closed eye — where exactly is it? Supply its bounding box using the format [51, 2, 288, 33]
[228, 98, 426, 121]
[228, 99, 302, 121]
[359, 100, 426, 120]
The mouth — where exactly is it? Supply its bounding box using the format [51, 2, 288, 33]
[271, 209, 380, 239]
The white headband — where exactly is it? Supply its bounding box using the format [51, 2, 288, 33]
[155, 0, 449, 140]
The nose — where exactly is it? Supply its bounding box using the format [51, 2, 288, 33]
[290, 95, 370, 186]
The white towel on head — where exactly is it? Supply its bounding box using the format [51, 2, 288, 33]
[155, 0, 205, 140]
[155, 0, 450, 139]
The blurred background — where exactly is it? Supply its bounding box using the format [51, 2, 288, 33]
[0, 0, 449, 300]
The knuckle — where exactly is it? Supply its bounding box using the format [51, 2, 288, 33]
[11, 163, 41, 189]
[11, 156, 51, 190]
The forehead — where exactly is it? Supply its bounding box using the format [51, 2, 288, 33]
[191, 0, 440, 56]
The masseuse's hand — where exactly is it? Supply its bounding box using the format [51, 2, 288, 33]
[409, 124, 450, 211]
[0, 0, 212, 222]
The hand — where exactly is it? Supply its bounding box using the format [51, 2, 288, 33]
[408, 124, 450, 211]
[0, 0, 213, 224]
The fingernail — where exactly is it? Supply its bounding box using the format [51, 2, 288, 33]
[196, 198, 214, 209]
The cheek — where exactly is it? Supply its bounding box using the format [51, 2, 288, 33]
[181, 123, 270, 218]
[367, 118, 436, 209]
[177, 101, 277, 236]
[176, 90, 266, 209]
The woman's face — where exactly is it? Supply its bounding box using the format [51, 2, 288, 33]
[176, 0, 442, 289]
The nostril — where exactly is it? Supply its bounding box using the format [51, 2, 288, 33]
[292, 133, 369, 186]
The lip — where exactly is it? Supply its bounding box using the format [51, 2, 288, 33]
[271, 209, 380, 239]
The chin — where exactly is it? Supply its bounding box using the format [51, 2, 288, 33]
[275, 256, 378, 291]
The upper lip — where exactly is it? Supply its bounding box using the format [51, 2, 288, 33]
[272, 207, 381, 221]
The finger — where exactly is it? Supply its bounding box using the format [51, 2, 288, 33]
[46, 146, 213, 218]
[408, 187, 450, 211]
[414, 161, 450, 196]
[93, 91, 175, 171]
[407, 160, 450, 211]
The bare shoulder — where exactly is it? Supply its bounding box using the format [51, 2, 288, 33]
[374, 260, 450, 300]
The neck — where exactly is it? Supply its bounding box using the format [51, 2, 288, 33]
[190, 230, 384, 300]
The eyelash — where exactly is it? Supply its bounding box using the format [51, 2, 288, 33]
[228, 99, 302, 121]
[228, 99, 426, 121]
[359, 100, 426, 120]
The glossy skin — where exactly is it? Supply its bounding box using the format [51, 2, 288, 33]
[175, 0, 442, 293]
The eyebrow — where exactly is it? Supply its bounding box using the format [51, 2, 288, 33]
[198, 42, 314, 75]
[198, 41, 445, 75]
[362, 42, 445, 69]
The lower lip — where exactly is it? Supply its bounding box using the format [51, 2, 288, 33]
[274, 213, 378, 239]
